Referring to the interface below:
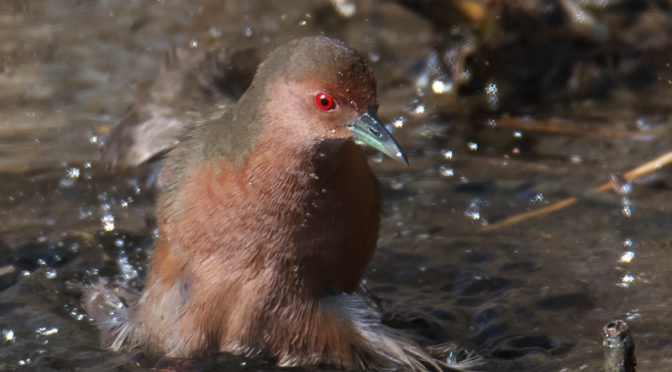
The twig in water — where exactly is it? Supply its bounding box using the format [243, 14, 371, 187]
[484, 150, 672, 231]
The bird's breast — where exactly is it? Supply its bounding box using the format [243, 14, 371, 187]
[160, 139, 380, 296]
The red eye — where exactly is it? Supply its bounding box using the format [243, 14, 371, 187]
[314, 92, 336, 111]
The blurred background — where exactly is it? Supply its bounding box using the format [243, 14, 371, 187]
[1, 0, 672, 370]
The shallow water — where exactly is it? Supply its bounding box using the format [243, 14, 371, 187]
[1, 1, 672, 371]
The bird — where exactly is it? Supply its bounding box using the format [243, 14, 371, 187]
[84, 36, 475, 371]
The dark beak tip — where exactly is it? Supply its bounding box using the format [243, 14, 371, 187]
[396, 152, 409, 166]
[349, 112, 409, 166]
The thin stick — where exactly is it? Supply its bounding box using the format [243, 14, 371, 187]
[484, 150, 672, 231]
[495, 117, 659, 141]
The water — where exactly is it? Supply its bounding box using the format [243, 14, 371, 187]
[1, 0, 672, 370]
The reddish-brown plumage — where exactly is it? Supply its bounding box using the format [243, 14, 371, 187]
[84, 36, 469, 371]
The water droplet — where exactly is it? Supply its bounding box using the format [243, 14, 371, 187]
[67, 167, 80, 178]
[36, 258, 46, 267]
[114, 238, 124, 248]
[570, 155, 582, 164]
[619, 273, 635, 287]
[389, 179, 405, 190]
[635, 117, 651, 131]
[623, 238, 633, 247]
[440, 149, 453, 160]
[464, 198, 488, 222]
[59, 178, 74, 188]
[244, 26, 253, 37]
[368, 51, 380, 63]
[609, 174, 632, 195]
[60, 167, 80, 187]
[484, 82, 499, 110]
[431, 79, 453, 94]
[468, 142, 478, 151]
[371, 152, 384, 163]
[415, 71, 429, 91]
[626, 310, 641, 321]
[417, 233, 430, 239]
[102, 213, 115, 232]
[189, 39, 198, 48]
[405, 98, 426, 116]
[621, 197, 632, 217]
[45, 269, 57, 279]
[412, 102, 425, 115]
[392, 116, 405, 129]
[619, 251, 635, 263]
[513, 131, 522, 138]
[438, 165, 454, 177]
[36, 326, 58, 337]
[2, 329, 14, 342]
[209, 26, 222, 37]
[530, 193, 543, 204]
[332, 0, 357, 17]
[117, 254, 138, 281]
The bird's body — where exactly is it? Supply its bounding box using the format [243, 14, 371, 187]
[84, 36, 473, 371]
[138, 131, 379, 362]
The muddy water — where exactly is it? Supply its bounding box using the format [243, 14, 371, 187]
[1, 1, 672, 371]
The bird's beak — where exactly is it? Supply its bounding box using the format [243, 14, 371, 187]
[347, 112, 409, 165]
